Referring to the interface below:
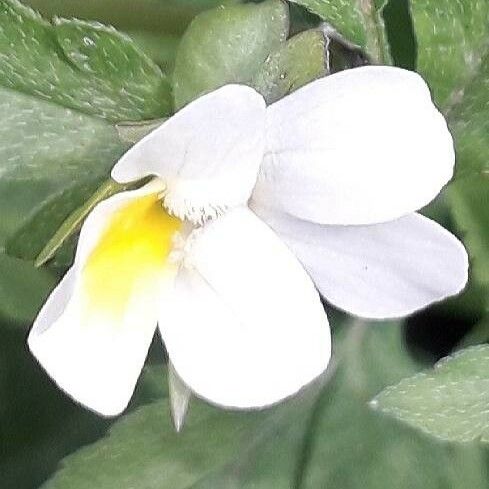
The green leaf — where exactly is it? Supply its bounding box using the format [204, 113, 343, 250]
[23, 0, 239, 38]
[41, 372, 323, 489]
[5, 178, 101, 261]
[410, 1, 489, 303]
[447, 53, 489, 180]
[127, 31, 180, 70]
[288, 0, 390, 63]
[251, 29, 328, 104]
[0, 179, 57, 322]
[0, 88, 125, 260]
[298, 325, 489, 488]
[41, 322, 489, 488]
[0, 0, 171, 121]
[53, 18, 172, 119]
[0, 253, 56, 323]
[447, 55, 489, 300]
[0, 0, 173, 261]
[410, 1, 489, 177]
[372, 345, 489, 443]
[449, 177, 489, 288]
[0, 89, 124, 183]
[32, 179, 131, 267]
[410, 0, 489, 109]
[172, 0, 289, 109]
[116, 118, 166, 145]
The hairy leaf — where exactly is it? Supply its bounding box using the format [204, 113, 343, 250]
[372, 345, 489, 443]
[252, 29, 328, 104]
[0, 0, 171, 121]
[173, 0, 289, 109]
[410, 0, 489, 108]
[0, 179, 58, 322]
[5, 178, 101, 261]
[0, 0, 174, 264]
[288, 0, 390, 62]
[410, 0, 489, 299]
[0, 253, 55, 323]
[0, 88, 125, 263]
[116, 119, 166, 145]
[32, 179, 131, 267]
[42, 324, 489, 488]
[449, 177, 489, 288]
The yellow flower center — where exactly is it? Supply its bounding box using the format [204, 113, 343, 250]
[83, 192, 182, 317]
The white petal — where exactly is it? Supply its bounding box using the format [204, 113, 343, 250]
[255, 207, 468, 319]
[159, 207, 330, 408]
[253, 66, 455, 225]
[29, 182, 179, 416]
[112, 85, 266, 223]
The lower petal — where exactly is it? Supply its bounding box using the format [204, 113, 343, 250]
[159, 207, 331, 409]
[255, 208, 469, 319]
[28, 269, 162, 416]
[29, 182, 181, 416]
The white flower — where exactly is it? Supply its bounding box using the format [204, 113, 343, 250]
[28, 66, 468, 417]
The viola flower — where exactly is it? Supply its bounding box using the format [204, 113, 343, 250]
[28, 66, 468, 417]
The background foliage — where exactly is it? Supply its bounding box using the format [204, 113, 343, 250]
[0, 1, 488, 488]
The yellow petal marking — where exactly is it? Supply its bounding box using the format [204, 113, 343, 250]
[83, 193, 181, 317]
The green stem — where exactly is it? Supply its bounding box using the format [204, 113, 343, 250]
[361, 0, 390, 64]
